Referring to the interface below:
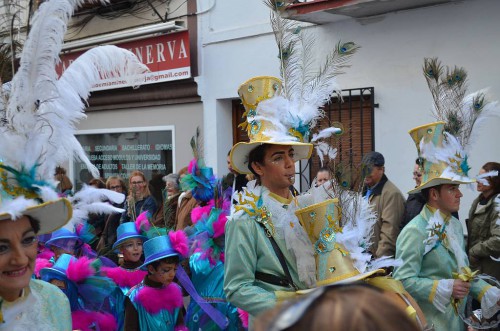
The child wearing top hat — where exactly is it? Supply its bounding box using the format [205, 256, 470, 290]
[101, 215, 149, 296]
[124, 230, 189, 331]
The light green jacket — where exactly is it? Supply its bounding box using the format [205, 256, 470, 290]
[223, 189, 312, 318]
[395, 206, 491, 331]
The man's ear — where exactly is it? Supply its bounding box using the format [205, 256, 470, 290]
[429, 187, 439, 202]
[251, 161, 265, 177]
[147, 264, 155, 274]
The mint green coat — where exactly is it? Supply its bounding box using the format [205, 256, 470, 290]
[394, 206, 491, 331]
[223, 192, 312, 319]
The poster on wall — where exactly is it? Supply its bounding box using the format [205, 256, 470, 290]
[72, 128, 174, 193]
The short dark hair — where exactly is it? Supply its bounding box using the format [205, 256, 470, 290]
[318, 166, 329, 173]
[247, 144, 272, 183]
[362, 151, 385, 167]
[27, 215, 41, 234]
[149, 255, 180, 270]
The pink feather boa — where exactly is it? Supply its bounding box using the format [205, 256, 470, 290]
[101, 266, 147, 288]
[187, 158, 197, 173]
[66, 256, 96, 283]
[135, 282, 183, 314]
[237, 308, 249, 328]
[72, 310, 117, 331]
[212, 212, 228, 238]
[168, 230, 189, 257]
[37, 248, 54, 260]
[190, 204, 213, 224]
[34, 258, 53, 278]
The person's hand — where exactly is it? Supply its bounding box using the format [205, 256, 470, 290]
[452, 279, 471, 299]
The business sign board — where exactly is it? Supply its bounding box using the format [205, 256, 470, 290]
[58, 30, 191, 91]
[73, 127, 174, 190]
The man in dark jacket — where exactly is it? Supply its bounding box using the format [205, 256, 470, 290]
[401, 158, 425, 230]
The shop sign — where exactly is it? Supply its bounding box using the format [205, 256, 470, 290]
[58, 30, 191, 91]
[72, 127, 174, 190]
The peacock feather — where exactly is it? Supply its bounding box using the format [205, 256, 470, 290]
[422, 57, 499, 151]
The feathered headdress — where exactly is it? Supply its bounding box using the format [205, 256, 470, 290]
[189, 183, 232, 268]
[230, 1, 358, 174]
[180, 127, 217, 203]
[423, 58, 499, 151]
[407, 58, 498, 193]
[0, 0, 148, 234]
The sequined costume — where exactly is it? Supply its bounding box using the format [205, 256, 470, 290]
[186, 256, 241, 330]
[126, 278, 183, 331]
[224, 182, 316, 319]
[395, 206, 499, 331]
[0, 279, 71, 331]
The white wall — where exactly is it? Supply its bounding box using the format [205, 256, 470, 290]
[198, 0, 500, 221]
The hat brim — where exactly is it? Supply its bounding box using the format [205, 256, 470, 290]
[112, 235, 148, 250]
[408, 177, 475, 194]
[0, 198, 72, 235]
[230, 141, 313, 175]
[296, 269, 385, 295]
[140, 251, 180, 270]
[39, 267, 67, 280]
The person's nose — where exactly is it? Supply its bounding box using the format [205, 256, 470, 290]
[10, 243, 29, 266]
[285, 155, 294, 168]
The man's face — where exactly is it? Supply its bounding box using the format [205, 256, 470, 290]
[413, 164, 422, 187]
[147, 261, 178, 286]
[433, 184, 462, 214]
[252, 145, 296, 193]
[364, 166, 384, 188]
[316, 171, 331, 187]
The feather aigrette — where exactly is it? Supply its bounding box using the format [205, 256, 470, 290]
[255, 1, 358, 165]
[0, 0, 149, 194]
[422, 58, 499, 152]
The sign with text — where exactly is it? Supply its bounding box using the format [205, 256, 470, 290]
[73, 130, 174, 190]
[58, 30, 191, 91]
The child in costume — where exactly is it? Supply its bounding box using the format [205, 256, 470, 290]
[101, 213, 149, 295]
[40, 253, 122, 331]
[124, 231, 189, 331]
[185, 190, 243, 330]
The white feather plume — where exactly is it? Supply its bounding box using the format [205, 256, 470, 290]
[0, 0, 148, 183]
[476, 170, 498, 186]
[65, 185, 125, 230]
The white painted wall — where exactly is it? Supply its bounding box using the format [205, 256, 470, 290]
[198, 0, 500, 222]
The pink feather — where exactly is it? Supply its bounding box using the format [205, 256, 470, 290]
[75, 223, 83, 236]
[135, 283, 183, 314]
[169, 230, 189, 257]
[135, 211, 150, 232]
[237, 308, 249, 328]
[212, 212, 228, 238]
[190, 205, 212, 224]
[72, 310, 117, 331]
[66, 256, 95, 283]
[37, 248, 54, 260]
[174, 326, 188, 331]
[35, 258, 53, 278]
[187, 158, 197, 173]
[101, 266, 147, 288]
[219, 252, 225, 264]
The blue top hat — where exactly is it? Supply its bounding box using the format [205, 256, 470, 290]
[112, 222, 148, 250]
[46, 228, 83, 250]
[39, 253, 76, 280]
[140, 235, 179, 270]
